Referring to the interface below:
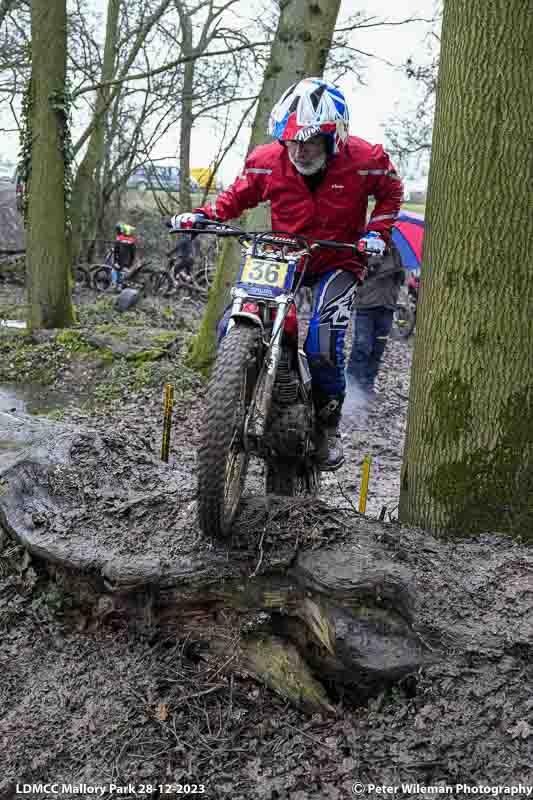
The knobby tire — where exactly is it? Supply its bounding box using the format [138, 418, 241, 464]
[265, 461, 320, 496]
[73, 265, 89, 288]
[197, 325, 261, 537]
[148, 271, 173, 296]
[264, 403, 320, 496]
[92, 265, 112, 292]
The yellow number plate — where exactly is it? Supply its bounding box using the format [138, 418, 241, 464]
[241, 257, 289, 289]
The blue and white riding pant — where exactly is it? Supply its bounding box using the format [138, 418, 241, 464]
[303, 269, 359, 417]
[217, 268, 359, 420]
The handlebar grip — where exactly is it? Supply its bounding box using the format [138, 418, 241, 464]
[311, 238, 359, 254]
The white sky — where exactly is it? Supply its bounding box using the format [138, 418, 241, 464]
[0, 0, 437, 183]
[183, 0, 438, 181]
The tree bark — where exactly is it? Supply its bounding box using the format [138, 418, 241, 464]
[188, 0, 342, 371]
[26, 0, 74, 330]
[399, 0, 533, 539]
[69, 0, 120, 263]
[178, 10, 194, 213]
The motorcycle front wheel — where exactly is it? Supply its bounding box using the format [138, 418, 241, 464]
[197, 324, 262, 537]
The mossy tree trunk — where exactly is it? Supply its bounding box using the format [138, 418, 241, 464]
[187, 0, 341, 371]
[399, 0, 533, 539]
[69, 0, 120, 263]
[26, 0, 74, 330]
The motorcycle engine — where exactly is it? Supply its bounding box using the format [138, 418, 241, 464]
[262, 353, 313, 459]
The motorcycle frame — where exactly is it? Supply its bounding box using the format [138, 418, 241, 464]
[227, 242, 312, 451]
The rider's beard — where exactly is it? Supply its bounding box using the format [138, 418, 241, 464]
[288, 150, 327, 175]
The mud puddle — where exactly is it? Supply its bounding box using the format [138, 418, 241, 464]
[0, 382, 74, 416]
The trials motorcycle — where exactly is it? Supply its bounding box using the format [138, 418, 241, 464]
[194, 222, 368, 538]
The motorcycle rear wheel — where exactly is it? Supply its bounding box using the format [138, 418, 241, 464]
[265, 460, 321, 496]
[197, 324, 262, 537]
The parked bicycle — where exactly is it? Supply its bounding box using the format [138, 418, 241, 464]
[89, 247, 172, 296]
[392, 269, 419, 338]
[73, 263, 90, 288]
[164, 225, 219, 298]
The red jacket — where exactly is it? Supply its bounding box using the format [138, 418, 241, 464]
[195, 136, 403, 278]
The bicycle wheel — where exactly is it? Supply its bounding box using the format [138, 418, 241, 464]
[391, 305, 416, 338]
[73, 265, 89, 288]
[92, 265, 113, 292]
[147, 270, 173, 296]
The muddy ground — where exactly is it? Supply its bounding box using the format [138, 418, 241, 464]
[1, 281, 532, 799]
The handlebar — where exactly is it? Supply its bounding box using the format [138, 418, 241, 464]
[166, 220, 367, 256]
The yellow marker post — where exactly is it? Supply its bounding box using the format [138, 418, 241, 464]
[161, 383, 174, 462]
[358, 455, 372, 514]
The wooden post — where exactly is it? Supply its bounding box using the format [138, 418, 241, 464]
[358, 455, 372, 514]
[161, 383, 174, 462]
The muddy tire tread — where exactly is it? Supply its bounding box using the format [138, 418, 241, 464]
[265, 403, 320, 496]
[197, 325, 261, 537]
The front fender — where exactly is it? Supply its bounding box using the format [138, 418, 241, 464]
[229, 311, 264, 335]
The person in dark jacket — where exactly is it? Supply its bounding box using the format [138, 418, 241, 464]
[170, 77, 403, 470]
[347, 244, 404, 399]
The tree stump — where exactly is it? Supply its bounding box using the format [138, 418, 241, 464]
[3, 410, 530, 713]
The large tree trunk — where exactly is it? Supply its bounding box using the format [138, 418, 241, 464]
[26, 0, 74, 330]
[399, 0, 533, 539]
[187, 0, 341, 371]
[70, 0, 120, 263]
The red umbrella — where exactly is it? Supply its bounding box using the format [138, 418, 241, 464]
[392, 210, 424, 271]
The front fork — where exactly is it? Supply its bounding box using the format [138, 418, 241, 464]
[253, 297, 288, 434]
[228, 289, 290, 442]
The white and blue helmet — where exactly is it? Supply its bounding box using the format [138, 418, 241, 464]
[268, 77, 350, 155]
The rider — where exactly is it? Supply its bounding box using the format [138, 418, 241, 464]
[112, 222, 137, 289]
[170, 77, 403, 470]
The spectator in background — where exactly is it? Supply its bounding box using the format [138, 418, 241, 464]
[347, 244, 404, 402]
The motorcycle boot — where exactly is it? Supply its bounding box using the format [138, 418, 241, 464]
[314, 395, 345, 471]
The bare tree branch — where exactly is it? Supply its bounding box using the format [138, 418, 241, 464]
[72, 38, 269, 99]
[335, 15, 435, 34]
[0, 0, 16, 29]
